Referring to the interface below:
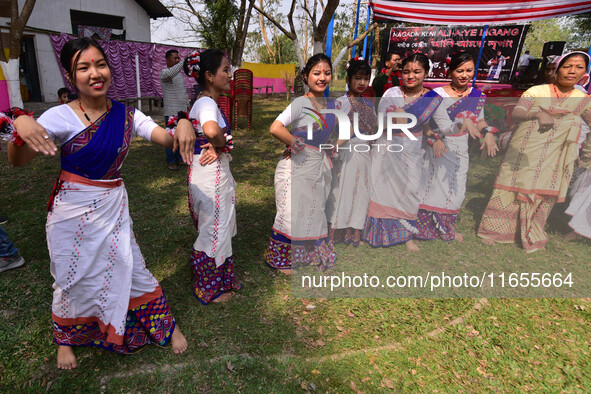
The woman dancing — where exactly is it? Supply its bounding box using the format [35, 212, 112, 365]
[5, 38, 191, 369]
[327, 58, 376, 246]
[265, 53, 337, 273]
[416, 51, 497, 243]
[363, 53, 442, 251]
[564, 132, 591, 241]
[478, 51, 591, 252]
[175, 49, 239, 304]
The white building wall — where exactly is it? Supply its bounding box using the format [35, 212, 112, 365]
[22, 0, 152, 41]
[34, 33, 64, 102]
[0, 0, 153, 101]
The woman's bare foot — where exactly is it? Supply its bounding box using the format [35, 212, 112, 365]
[563, 231, 583, 242]
[211, 292, 233, 303]
[57, 345, 77, 370]
[481, 238, 495, 245]
[171, 327, 188, 354]
[279, 269, 292, 276]
[405, 240, 420, 252]
[455, 232, 464, 242]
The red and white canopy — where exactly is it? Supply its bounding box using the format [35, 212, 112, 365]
[370, 0, 591, 25]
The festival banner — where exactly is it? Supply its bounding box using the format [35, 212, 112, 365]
[384, 25, 529, 83]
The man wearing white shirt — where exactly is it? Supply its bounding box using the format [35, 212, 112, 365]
[160, 49, 189, 170]
[517, 50, 535, 80]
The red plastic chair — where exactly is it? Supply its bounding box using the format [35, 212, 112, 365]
[216, 93, 232, 127]
[232, 69, 253, 130]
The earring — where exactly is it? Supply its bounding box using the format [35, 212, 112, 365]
[209, 78, 213, 83]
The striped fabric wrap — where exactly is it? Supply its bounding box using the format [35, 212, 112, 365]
[371, 0, 591, 25]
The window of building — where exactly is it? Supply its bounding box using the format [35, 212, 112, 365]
[70, 10, 126, 40]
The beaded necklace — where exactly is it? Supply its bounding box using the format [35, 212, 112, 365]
[78, 99, 110, 130]
[347, 93, 376, 134]
[305, 92, 325, 112]
[552, 83, 574, 104]
[450, 84, 469, 97]
[402, 87, 426, 100]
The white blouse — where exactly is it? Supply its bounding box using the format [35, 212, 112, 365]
[188, 97, 226, 134]
[37, 103, 158, 145]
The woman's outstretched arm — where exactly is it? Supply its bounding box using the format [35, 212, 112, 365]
[8, 115, 58, 166]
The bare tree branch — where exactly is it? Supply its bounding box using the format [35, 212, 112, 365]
[286, 0, 298, 38]
[184, 0, 199, 15]
[252, 2, 295, 39]
[168, 5, 197, 15]
[333, 22, 378, 71]
[258, 0, 275, 61]
[300, 1, 315, 25]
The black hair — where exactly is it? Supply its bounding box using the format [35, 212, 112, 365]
[385, 51, 401, 63]
[301, 53, 332, 84]
[346, 58, 371, 80]
[401, 53, 430, 73]
[59, 37, 109, 86]
[558, 52, 590, 70]
[57, 87, 70, 97]
[524, 50, 530, 54]
[448, 51, 475, 74]
[183, 49, 226, 87]
[165, 49, 179, 59]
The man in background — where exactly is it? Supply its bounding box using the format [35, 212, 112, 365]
[372, 51, 402, 97]
[516, 50, 535, 80]
[487, 50, 507, 80]
[0, 211, 24, 274]
[58, 87, 72, 104]
[160, 49, 189, 171]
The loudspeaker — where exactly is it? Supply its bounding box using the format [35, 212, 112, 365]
[523, 59, 542, 81]
[539, 42, 566, 84]
[542, 41, 565, 58]
[512, 59, 544, 89]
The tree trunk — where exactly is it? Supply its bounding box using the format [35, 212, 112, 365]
[9, 0, 36, 60]
[312, 40, 324, 55]
[303, 0, 309, 61]
[231, 0, 254, 68]
[0, 59, 22, 108]
[258, 0, 275, 63]
[311, 0, 339, 54]
[2, 0, 36, 107]
[372, 26, 381, 69]
[293, 37, 305, 70]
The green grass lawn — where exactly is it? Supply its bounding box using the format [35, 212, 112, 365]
[1, 96, 590, 392]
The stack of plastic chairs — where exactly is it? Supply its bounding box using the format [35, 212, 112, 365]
[232, 69, 253, 130]
[216, 90, 232, 125]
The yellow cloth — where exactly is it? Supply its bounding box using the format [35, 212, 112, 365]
[494, 84, 591, 203]
[241, 62, 296, 79]
[0, 49, 9, 80]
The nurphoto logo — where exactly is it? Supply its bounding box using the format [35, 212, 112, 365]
[303, 107, 418, 152]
